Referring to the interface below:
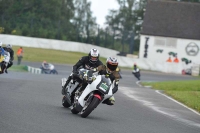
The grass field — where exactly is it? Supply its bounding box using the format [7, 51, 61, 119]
[12, 46, 107, 64]
[142, 80, 200, 113]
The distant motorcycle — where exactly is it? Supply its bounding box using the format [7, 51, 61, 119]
[132, 68, 140, 80]
[40, 63, 58, 74]
[0, 51, 10, 74]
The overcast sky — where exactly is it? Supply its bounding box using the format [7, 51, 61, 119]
[88, 0, 119, 27]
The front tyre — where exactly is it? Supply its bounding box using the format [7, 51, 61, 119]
[0, 62, 6, 74]
[80, 97, 100, 118]
[71, 104, 79, 114]
[62, 95, 71, 108]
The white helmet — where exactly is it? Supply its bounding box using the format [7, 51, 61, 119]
[6, 44, 12, 49]
[88, 48, 100, 64]
[0, 42, 2, 47]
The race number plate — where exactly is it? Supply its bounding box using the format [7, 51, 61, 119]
[99, 83, 108, 92]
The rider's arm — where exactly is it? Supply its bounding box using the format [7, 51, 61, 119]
[72, 56, 87, 73]
[97, 60, 103, 66]
[0, 47, 5, 55]
[112, 71, 120, 94]
[42, 63, 46, 69]
[10, 49, 14, 61]
[96, 65, 106, 71]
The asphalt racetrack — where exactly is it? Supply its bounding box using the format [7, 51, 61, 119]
[0, 62, 200, 133]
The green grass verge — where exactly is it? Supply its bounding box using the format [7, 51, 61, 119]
[142, 80, 200, 113]
[9, 65, 28, 72]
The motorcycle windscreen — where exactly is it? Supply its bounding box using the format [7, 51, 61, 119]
[96, 75, 112, 94]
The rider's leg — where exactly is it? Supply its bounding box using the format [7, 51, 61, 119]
[102, 96, 115, 105]
[102, 85, 118, 105]
[5, 61, 13, 73]
[78, 82, 88, 92]
[61, 75, 72, 95]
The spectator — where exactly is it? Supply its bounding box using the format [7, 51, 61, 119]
[17, 47, 23, 65]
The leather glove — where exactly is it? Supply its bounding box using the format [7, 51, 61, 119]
[92, 67, 98, 73]
[83, 73, 88, 81]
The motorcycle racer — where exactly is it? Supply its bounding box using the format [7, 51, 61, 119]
[3, 44, 14, 73]
[96, 57, 120, 105]
[61, 48, 103, 95]
[0, 42, 10, 74]
[77, 57, 120, 105]
[132, 63, 140, 80]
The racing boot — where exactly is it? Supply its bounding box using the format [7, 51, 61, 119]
[102, 96, 115, 105]
[5, 69, 8, 73]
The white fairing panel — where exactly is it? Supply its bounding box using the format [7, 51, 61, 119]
[78, 75, 113, 107]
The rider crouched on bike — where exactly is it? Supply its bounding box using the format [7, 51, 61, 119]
[61, 48, 103, 95]
[95, 57, 120, 105]
[3, 44, 14, 73]
[76, 57, 120, 106]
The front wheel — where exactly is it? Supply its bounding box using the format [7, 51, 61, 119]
[71, 104, 79, 114]
[0, 62, 6, 74]
[62, 95, 71, 108]
[80, 96, 100, 118]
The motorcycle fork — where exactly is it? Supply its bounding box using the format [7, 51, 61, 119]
[71, 83, 82, 103]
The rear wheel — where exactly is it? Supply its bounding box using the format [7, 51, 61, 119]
[80, 96, 100, 118]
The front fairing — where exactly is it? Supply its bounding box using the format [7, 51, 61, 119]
[0, 52, 10, 63]
[78, 74, 113, 107]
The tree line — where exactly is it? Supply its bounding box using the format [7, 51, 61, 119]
[0, 0, 199, 54]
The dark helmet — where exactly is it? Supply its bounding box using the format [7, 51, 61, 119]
[88, 48, 100, 64]
[106, 57, 118, 73]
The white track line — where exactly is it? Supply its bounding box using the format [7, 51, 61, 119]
[136, 81, 142, 87]
[156, 90, 200, 116]
[136, 81, 200, 116]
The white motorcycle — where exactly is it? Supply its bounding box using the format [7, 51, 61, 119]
[63, 69, 114, 118]
[0, 51, 10, 74]
[61, 68, 99, 108]
[61, 73, 82, 108]
[69, 68, 114, 118]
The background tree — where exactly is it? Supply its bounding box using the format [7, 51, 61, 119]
[0, 0, 199, 54]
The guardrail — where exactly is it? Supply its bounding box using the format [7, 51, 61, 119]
[191, 64, 200, 76]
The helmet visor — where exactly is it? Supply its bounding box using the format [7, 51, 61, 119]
[91, 56, 98, 61]
[107, 63, 118, 71]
